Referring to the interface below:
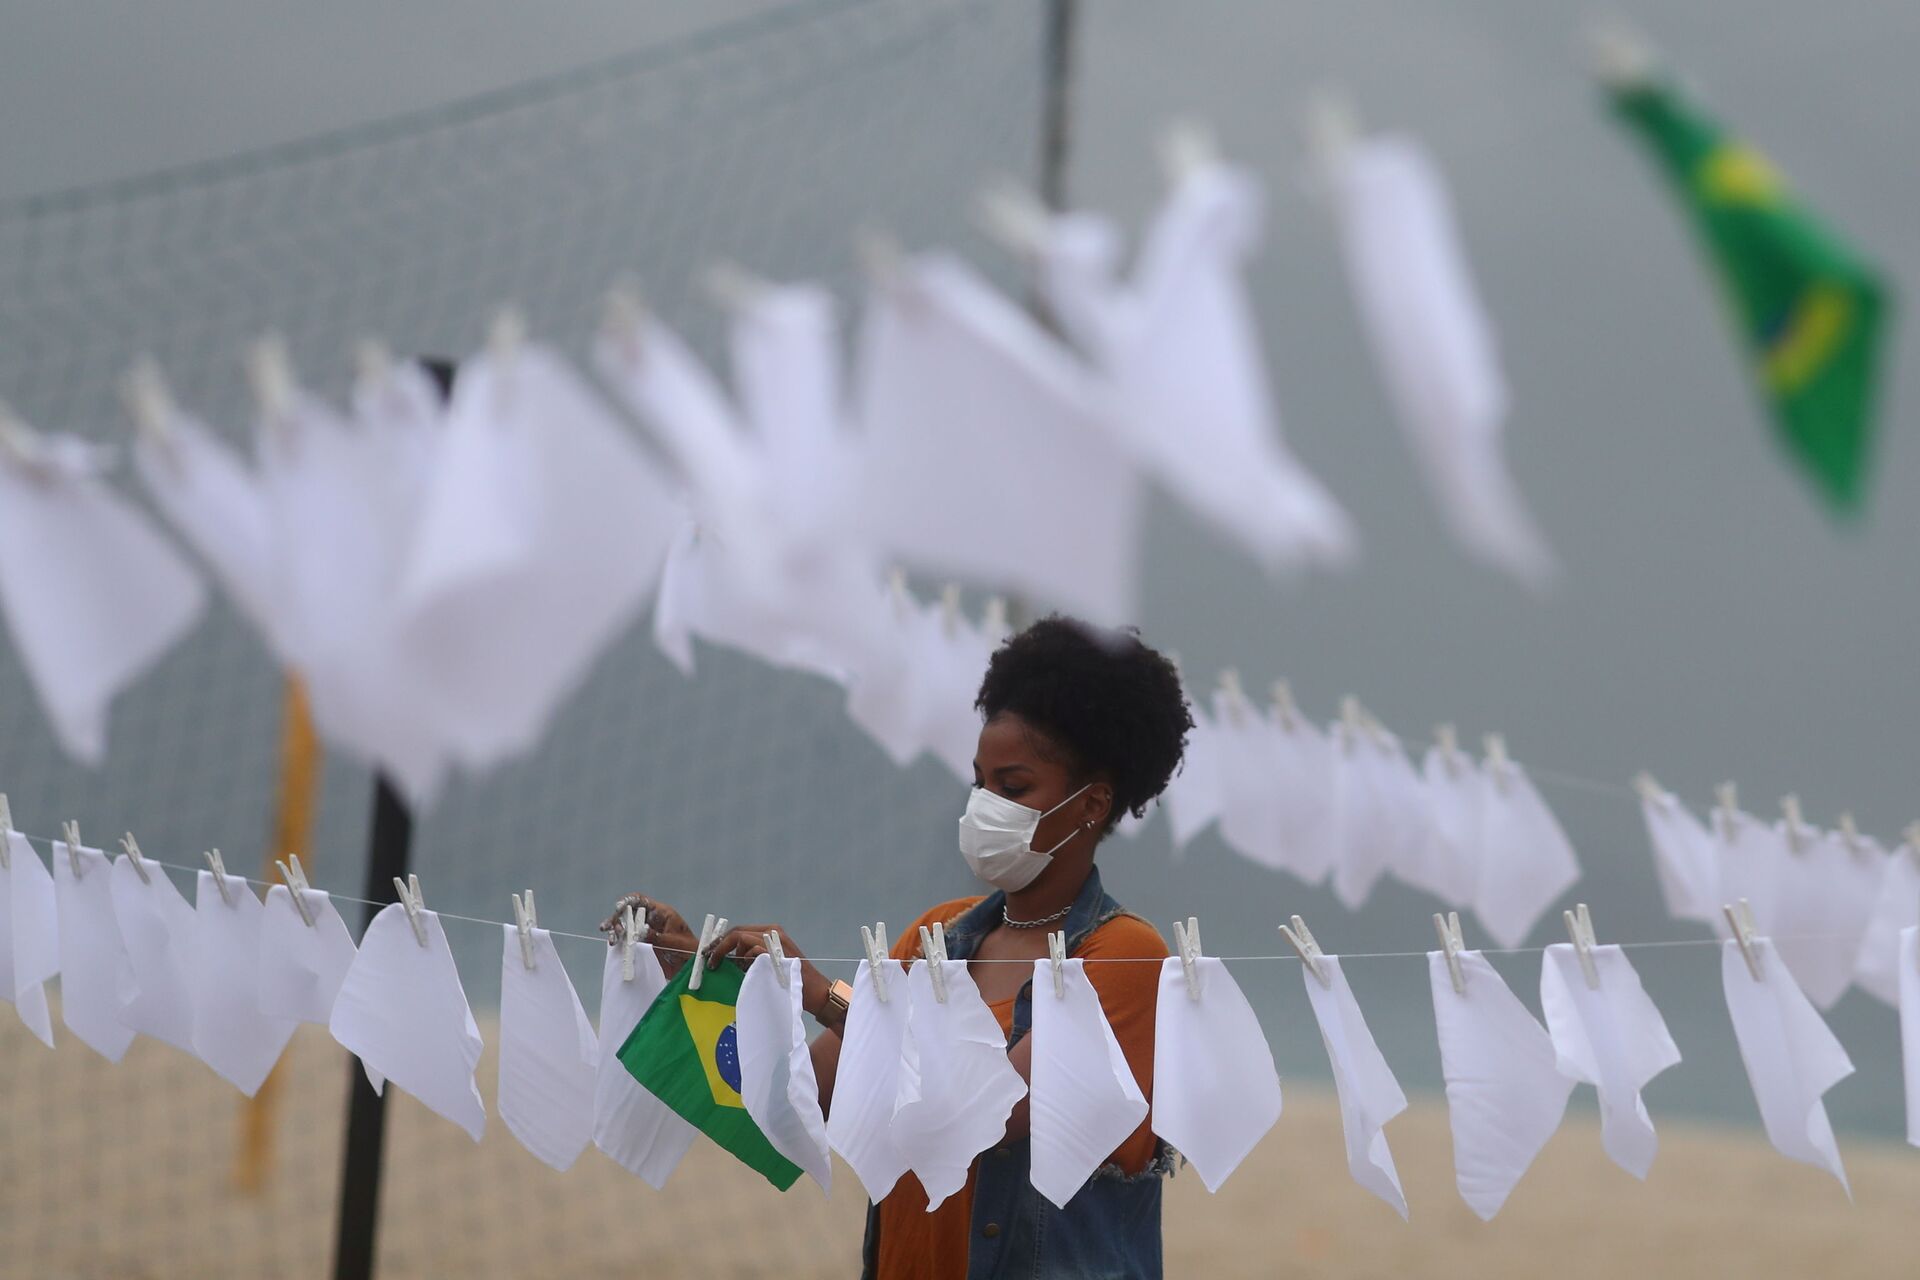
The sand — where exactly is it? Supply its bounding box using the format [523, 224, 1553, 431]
[1, 1016, 1912, 1279]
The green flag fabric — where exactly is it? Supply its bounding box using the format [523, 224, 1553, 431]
[1607, 75, 1892, 514]
[617, 959, 803, 1190]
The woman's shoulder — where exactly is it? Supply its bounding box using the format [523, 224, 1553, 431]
[1080, 911, 1170, 960]
[888, 896, 987, 960]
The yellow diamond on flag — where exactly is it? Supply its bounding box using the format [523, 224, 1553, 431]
[678, 994, 746, 1110]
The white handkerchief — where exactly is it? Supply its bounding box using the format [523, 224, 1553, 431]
[1774, 830, 1885, 1010]
[1539, 944, 1680, 1178]
[1416, 746, 1483, 908]
[134, 407, 275, 635]
[1326, 723, 1399, 910]
[1163, 702, 1222, 857]
[1638, 788, 1721, 925]
[498, 925, 599, 1171]
[1721, 937, 1852, 1192]
[1030, 957, 1149, 1209]
[110, 856, 199, 1056]
[329, 903, 485, 1142]
[1301, 956, 1409, 1218]
[1365, 731, 1436, 898]
[593, 943, 696, 1187]
[0, 431, 207, 762]
[2, 831, 58, 1047]
[1269, 707, 1335, 885]
[1473, 763, 1580, 948]
[256, 885, 359, 1026]
[843, 582, 934, 769]
[892, 960, 1028, 1210]
[918, 602, 1001, 784]
[1214, 691, 1284, 873]
[1430, 950, 1572, 1220]
[1150, 956, 1282, 1192]
[1855, 849, 1920, 1006]
[1898, 927, 1920, 1148]
[827, 958, 912, 1201]
[51, 842, 135, 1062]
[737, 955, 832, 1192]
[191, 871, 297, 1095]
[1714, 810, 1789, 936]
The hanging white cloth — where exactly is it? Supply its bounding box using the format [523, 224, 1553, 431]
[1539, 943, 1681, 1178]
[1898, 926, 1920, 1148]
[1149, 955, 1282, 1192]
[498, 924, 599, 1172]
[1712, 808, 1789, 937]
[1637, 784, 1721, 926]
[190, 870, 297, 1096]
[256, 885, 360, 1027]
[1029, 956, 1149, 1209]
[1, 830, 58, 1047]
[329, 903, 486, 1142]
[1267, 699, 1336, 885]
[1720, 936, 1852, 1193]
[917, 597, 1003, 784]
[51, 840, 135, 1062]
[1473, 759, 1580, 948]
[891, 958, 1029, 1210]
[1856, 845, 1920, 1006]
[736, 954, 833, 1192]
[1415, 743, 1483, 908]
[1429, 950, 1572, 1220]
[855, 253, 1142, 626]
[1213, 687, 1286, 873]
[109, 855, 199, 1057]
[1364, 728, 1438, 899]
[842, 579, 937, 770]
[827, 957, 913, 1202]
[1163, 699, 1223, 858]
[0, 427, 206, 762]
[1300, 955, 1409, 1218]
[133, 405, 276, 636]
[1327, 719, 1423, 911]
[593, 942, 696, 1188]
[1322, 132, 1554, 588]
[1773, 827, 1886, 1010]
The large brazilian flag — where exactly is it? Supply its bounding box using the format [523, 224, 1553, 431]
[1607, 75, 1892, 514]
[618, 959, 802, 1189]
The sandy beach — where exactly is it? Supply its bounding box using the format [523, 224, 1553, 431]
[1, 1014, 1912, 1279]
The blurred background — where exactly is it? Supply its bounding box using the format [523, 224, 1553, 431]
[1, 0, 1916, 1275]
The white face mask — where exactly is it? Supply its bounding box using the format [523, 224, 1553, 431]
[957, 783, 1092, 892]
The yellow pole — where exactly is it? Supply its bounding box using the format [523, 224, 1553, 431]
[233, 677, 323, 1194]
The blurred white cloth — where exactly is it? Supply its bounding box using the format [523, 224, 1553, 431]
[1268, 703, 1336, 885]
[1323, 133, 1554, 589]
[1039, 164, 1354, 576]
[109, 854, 199, 1057]
[1856, 849, 1920, 1006]
[1163, 700, 1223, 857]
[330, 903, 486, 1142]
[1150, 955, 1283, 1192]
[917, 598, 1003, 783]
[891, 959, 1028, 1210]
[593, 943, 696, 1188]
[1898, 926, 1920, 1148]
[1301, 955, 1408, 1218]
[1637, 786, 1721, 926]
[1774, 828, 1885, 1010]
[856, 253, 1142, 626]
[1539, 943, 1680, 1178]
[1713, 809, 1789, 938]
[1415, 744, 1483, 908]
[1327, 721, 1425, 911]
[827, 958, 913, 1202]
[1213, 688, 1285, 872]
[51, 842, 134, 1062]
[1029, 957, 1148, 1209]
[191, 871, 297, 1096]
[1, 831, 58, 1047]
[498, 925, 599, 1172]
[1430, 950, 1572, 1220]
[0, 429, 205, 763]
[1721, 937, 1852, 1193]
[1473, 761, 1580, 948]
[737, 955, 832, 1192]
[256, 885, 359, 1027]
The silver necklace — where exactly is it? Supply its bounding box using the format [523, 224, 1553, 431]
[1002, 901, 1072, 929]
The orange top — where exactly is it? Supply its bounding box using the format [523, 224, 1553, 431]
[869, 896, 1168, 1280]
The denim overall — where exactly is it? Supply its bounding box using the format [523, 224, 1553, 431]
[861, 866, 1170, 1279]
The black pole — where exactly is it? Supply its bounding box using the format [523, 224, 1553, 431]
[1038, 0, 1078, 214]
[331, 774, 413, 1280]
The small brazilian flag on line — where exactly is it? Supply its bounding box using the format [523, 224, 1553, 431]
[1607, 73, 1892, 515]
[618, 959, 802, 1189]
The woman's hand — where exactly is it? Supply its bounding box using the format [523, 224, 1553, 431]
[704, 924, 833, 1019]
[598, 893, 699, 978]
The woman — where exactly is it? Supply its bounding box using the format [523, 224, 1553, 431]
[605, 615, 1193, 1278]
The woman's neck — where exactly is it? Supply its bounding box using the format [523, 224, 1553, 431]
[1002, 857, 1092, 927]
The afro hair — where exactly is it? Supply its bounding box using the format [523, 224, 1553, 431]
[974, 614, 1192, 830]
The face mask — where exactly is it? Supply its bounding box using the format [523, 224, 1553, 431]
[958, 783, 1092, 892]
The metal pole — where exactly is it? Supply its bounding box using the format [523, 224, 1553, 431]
[1038, 0, 1078, 214]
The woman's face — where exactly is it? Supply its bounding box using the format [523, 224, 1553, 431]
[972, 712, 1109, 842]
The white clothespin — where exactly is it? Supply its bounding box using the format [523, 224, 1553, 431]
[1563, 902, 1600, 990]
[1279, 914, 1331, 988]
[1217, 669, 1248, 727]
[1047, 930, 1068, 999]
[205, 849, 236, 907]
[0, 404, 54, 481]
[275, 853, 316, 928]
[702, 259, 770, 313]
[886, 566, 913, 621]
[972, 177, 1051, 256]
[246, 333, 295, 432]
[1170, 916, 1203, 1001]
[1723, 898, 1763, 982]
[0, 793, 10, 868]
[1632, 771, 1667, 806]
[512, 890, 538, 971]
[688, 913, 727, 992]
[1905, 822, 1920, 869]
[119, 357, 176, 451]
[619, 904, 642, 982]
[1482, 733, 1512, 794]
[1305, 88, 1360, 165]
[1780, 794, 1809, 854]
[940, 583, 962, 639]
[1715, 781, 1741, 840]
[764, 930, 789, 989]
[1434, 911, 1467, 995]
[918, 921, 950, 1004]
[119, 833, 152, 886]
[602, 280, 649, 350]
[1588, 17, 1657, 87]
[861, 922, 891, 1004]
[62, 820, 84, 878]
[1338, 695, 1365, 753]
[982, 597, 1010, 640]
[393, 874, 429, 948]
[1836, 813, 1866, 859]
[352, 338, 395, 400]
[488, 307, 527, 369]
[855, 226, 906, 292]
[1158, 118, 1220, 184]
[1270, 680, 1298, 732]
[1436, 724, 1465, 776]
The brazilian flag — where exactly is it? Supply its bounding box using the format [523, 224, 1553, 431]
[617, 959, 802, 1189]
[1607, 74, 1892, 514]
